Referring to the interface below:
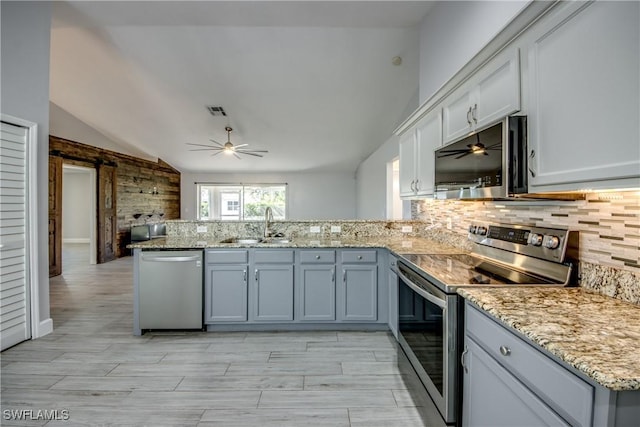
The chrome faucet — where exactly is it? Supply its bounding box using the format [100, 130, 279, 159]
[264, 207, 274, 238]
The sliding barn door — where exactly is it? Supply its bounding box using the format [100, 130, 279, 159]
[48, 155, 62, 277]
[0, 121, 32, 350]
[97, 164, 117, 263]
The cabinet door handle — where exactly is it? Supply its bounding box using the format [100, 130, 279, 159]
[243, 270, 247, 282]
[331, 269, 335, 282]
[472, 103, 478, 123]
[316, 255, 321, 260]
[528, 149, 537, 178]
[343, 270, 346, 283]
[409, 179, 415, 192]
[499, 346, 511, 356]
[466, 106, 473, 125]
[255, 269, 259, 281]
[415, 180, 420, 192]
[461, 345, 469, 373]
[357, 255, 363, 260]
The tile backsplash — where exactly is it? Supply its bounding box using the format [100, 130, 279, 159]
[412, 191, 640, 272]
[412, 191, 640, 304]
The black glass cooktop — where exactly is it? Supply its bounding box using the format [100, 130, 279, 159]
[400, 253, 558, 288]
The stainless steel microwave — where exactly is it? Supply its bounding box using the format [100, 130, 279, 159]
[434, 116, 527, 200]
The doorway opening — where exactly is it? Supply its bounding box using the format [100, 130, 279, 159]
[386, 158, 403, 220]
[61, 165, 97, 270]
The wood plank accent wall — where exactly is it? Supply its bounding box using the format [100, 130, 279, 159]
[49, 136, 181, 257]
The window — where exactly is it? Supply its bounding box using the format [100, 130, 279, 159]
[197, 183, 287, 221]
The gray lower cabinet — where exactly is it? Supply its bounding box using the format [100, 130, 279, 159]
[299, 264, 336, 321]
[462, 336, 569, 426]
[205, 264, 248, 322]
[205, 250, 249, 323]
[388, 255, 399, 339]
[463, 302, 593, 426]
[339, 250, 378, 321]
[462, 301, 640, 427]
[205, 248, 384, 326]
[252, 264, 294, 321]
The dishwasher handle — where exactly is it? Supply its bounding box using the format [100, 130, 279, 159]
[140, 254, 201, 262]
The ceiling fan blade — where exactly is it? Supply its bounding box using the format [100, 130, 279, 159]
[233, 152, 242, 159]
[237, 149, 268, 153]
[438, 149, 469, 154]
[189, 148, 222, 151]
[187, 143, 218, 148]
[455, 152, 471, 159]
[234, 144, 249, 148]
[209, 139, 225, 147]
[237, 151, 264, 158]
[210, 151, 224, 157]
[437, 151, 466, 158]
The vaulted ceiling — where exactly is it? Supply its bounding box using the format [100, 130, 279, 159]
[50, 1, 433, 173]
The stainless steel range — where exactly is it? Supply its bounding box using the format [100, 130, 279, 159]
[396, 222, 579, 426]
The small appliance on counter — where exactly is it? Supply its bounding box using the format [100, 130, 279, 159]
[130, 223, 167, 243]
[395, 221, 579, 425]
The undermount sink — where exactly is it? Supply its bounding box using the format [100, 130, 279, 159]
[262, 238, 291, 244]
[218, 237, 291, 244]
[219, 237, 262, 244]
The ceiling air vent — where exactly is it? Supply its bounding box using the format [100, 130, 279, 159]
[206, 106, 227, 117]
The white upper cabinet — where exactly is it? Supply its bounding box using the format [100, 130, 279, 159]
[525, 1, 640, 191]
[398, 130, 417, 198]
[399, 108, 442, 198]
[443, 48, 521, 144]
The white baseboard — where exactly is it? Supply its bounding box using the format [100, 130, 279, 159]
[63, 238, 90, 244]
[35, 318, 53, 338]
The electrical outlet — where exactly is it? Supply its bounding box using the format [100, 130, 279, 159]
[197, 225, 207, 233]
[331, 225, 341, 233]
[446, 218, 453, 230]
[310, 226, 321, 233]
[401, 226, 413, 233]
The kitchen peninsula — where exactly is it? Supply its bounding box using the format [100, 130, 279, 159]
[129, 219, 640, 427]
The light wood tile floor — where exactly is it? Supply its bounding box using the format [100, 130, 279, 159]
[1, 244, 444, 426]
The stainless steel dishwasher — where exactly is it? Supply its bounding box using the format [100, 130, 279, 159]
[138, 250, 203, 331]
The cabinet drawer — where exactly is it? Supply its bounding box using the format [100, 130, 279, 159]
[254, 250, 294, 264]
[300, 250, 336, 264]
[206, 250, 248, 264]
[341, 250, 377, 263]
[466, 303, 593, 427]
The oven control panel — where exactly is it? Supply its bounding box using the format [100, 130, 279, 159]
[468, 222, 577, 263]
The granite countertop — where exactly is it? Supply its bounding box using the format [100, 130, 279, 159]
[127, 236, 464, 256]
[458, 287, 640, 391]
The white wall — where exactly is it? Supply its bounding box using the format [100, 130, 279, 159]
[1, 1, 52, 328]
[419, 0, 528, 103]
[356, 1, 527, 218]
[62, 170, 92, 242]
[182, 172, 357, 220]
[355, 136, 400, 219]
[49, 102, 157, 161]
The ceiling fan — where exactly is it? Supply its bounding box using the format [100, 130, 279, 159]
[436, 133, 500, 159]
[187, 126, 268, 159]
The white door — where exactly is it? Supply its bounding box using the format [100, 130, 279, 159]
[0, 121, 32, 350]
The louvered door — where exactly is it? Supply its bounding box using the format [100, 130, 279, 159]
[0, 121, 31, 350]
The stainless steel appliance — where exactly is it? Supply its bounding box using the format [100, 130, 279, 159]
[434, 116, 527, 200]
[137, 250, 203, 332]
[396, 222, 578, 425]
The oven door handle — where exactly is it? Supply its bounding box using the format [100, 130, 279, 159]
[397, 270, 447, 309]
